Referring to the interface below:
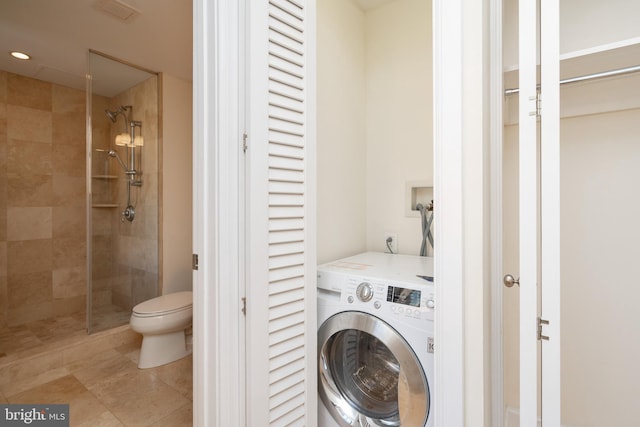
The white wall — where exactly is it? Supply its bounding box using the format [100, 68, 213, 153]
[317, 0, 431, 263]
[161, 74, 193, 294]
[364, 0, 433, 256]
[316, 0, 367, 264]
[559, 106, 640, 426]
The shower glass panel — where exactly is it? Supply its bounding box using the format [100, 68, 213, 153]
[87, 51, 160, 334]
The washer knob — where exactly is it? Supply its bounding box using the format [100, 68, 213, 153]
[356, 282, 374, 302]
[426, 299, 435, 309]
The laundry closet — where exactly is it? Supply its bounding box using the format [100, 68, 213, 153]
[502, 0, 640, 425]
[316, 0, 432, 264]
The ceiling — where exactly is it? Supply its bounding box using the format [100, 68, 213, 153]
[0, 0, 192, 97]
[0, 0, 395, 97]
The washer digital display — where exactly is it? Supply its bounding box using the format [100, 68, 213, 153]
[386, 286, 421, 307]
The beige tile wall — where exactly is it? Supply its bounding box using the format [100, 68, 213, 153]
[0, 71, 86, 327]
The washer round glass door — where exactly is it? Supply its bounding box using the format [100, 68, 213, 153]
[318, 311, 429, 427]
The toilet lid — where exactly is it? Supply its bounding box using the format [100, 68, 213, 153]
[132, 291, 193, 315]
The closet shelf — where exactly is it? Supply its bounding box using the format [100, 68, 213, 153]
[504, 37, 640, 89]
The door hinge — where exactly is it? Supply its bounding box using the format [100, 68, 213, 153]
[241, 297, 246, 315]
[192, 254, 198, 271]
[242, 132, 248, 153]
[537, 317, 550, 341]
[529, 91, 542, 117]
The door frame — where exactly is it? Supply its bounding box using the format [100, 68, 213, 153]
[489, 0, 505, 423]
[432, 0, 466, 425]
[193, 0, 245, 425]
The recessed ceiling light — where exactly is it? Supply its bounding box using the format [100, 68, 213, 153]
[10, 51, 31, 60]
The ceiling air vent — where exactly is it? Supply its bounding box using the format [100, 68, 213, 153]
[94, 0, 141, 22]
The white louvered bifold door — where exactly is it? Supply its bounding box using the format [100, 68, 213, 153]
[246, 1, 317, 426]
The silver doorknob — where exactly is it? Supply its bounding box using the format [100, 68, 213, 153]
[503, 274, 520, 288]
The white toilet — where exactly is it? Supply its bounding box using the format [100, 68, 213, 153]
[130, 291, 193, 369]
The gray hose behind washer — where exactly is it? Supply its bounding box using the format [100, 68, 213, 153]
[416, 203, 434, 256]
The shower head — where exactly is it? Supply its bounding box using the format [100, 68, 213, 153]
[105, 109, 119, 122]
[105, 105, 132, 123]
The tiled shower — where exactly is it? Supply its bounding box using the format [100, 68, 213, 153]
[0, 56, 160, 336]
[89, 54, 159, 333]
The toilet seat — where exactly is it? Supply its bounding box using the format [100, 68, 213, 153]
[132, 291, 193, 317]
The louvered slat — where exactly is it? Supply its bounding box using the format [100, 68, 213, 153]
[269, 311, 305, 332]
[269, 168, 304, 182]
[268, 241, 304, 256]
[269, 288, 305, 308]
[269, 155, 303, 171]
[269, 252, 305, 269]
[268, 229, 304, 244]
[269, 67, 303, 90]
[270, 366, 305, 395]
[270, 80, 304, 101]
[269, 179, 304, 192]
[268, 265, 305, 284]
[269, 104, 304, 123]
[270, 321, 305, 345]
[270, 393, 306, 422]
[270, 381, 306, 410]
[269, 298, 304, 320]
[270, 357, 305, 384]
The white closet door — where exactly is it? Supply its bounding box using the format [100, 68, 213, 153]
[518, 1, 561, 426]
[518, 0, 539, 425]
[539, 0, 561, 425]
[246, 1, 317, 426]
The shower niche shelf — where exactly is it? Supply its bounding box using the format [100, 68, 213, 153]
[92, 204, 119, 208]
[92, 175, 118, 180]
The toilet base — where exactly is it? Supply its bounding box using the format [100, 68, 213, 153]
[138, 330, 191, 369]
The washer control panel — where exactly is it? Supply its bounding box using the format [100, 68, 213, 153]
[342, 277, 434, 320]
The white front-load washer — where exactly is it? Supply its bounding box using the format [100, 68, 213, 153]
[317, 252, 435, 427]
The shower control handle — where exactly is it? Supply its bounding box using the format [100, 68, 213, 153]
[122, 205, 135, 222]
[356, 282, 374, 302]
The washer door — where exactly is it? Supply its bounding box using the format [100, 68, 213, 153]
[318, 311, 429, 427]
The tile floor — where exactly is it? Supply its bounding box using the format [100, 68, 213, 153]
[0, 318, 193, 426]
[0, 305, 132, 360]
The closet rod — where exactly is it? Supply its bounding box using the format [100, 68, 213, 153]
[504, 64, 640, 96]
